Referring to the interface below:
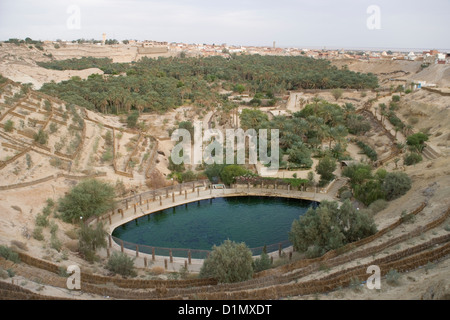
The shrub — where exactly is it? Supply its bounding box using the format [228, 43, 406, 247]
[49, 122, 58, 133]
[78, 223, 107, 262]
[349, 277, 362, 292]
[342, 163, 372, 185]
[392, 95, 401, 102]
[0, 268, 8, 279]
[289, 200, 377, 257]
[180, 170, 197, 183]
[253, 252, 272, 273]
[368, 199, 388, 214]
[57, 179, 115, 223]
[102, 147, 113, 162]
[400, 210, 416, 224]
[106, 252, 137, 277]
[32, 227, 44, 241]
[49, 222, 58, 235]
[356, 141, 377, 161]
[315, 156, 337, 185]
[288, 146, 313, 168]
[340, 190, 353, 200]
[199, 240, 254, 283]
[387, 111, 405, 130]
[386, 269, 401, 286]
[49, 157, 63, 169]
[50, 235, 62, 252]
[404, 153, 422, 166]
[406, 132, 428, 153]
[382, 172, 412, 201]
[346, 114, 371, 135]
[7, 268, 15, 277]
[4, 120, 14, 132]
[34, 129, 48, 145]
[0, 245, 20, 263]
[26, 153, 32, 169]
[35, 213, 49, 227]
[354, 179, 386, 206]
[126, 111, 139, 128]
[220, 165, 249, 185]
[331, 88, 344, 101]
[150, 266, 165, 275]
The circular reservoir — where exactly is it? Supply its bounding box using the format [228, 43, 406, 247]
[112, 196, 315, 257]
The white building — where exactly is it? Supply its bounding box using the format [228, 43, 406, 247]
[407, 52, 416, 61]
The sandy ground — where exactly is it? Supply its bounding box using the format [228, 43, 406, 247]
[0, 50, 449, 299]
[0, 43, 178, 89]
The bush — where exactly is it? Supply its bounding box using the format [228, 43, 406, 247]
[346, 114, 371, 135]
[342, 163, 372, 185]
[368, 199, 388, 214]
[356, 141, 377, 161]
[106, 252, 137, 277]
[102, 147, 113, 162]
[400, 210, 416, 224]
[354, 179, 386, 206]
[340, 190, 353, 200]
[57, 179, 115, 223]
[404, 153, 422, 166]
[349, 277, 362, 292]
[4, 120, 14, 132]
[387, 112, 405, 130]
[35, 213, 49, 227]
[315, 156, 337, 185]
[50, 235, 62, 252]
[220, 165, 249, 185]
[289, 200, 377, 257]
[199, 240, 254, 283]
[126, 111, 139, 128]
[49, 122, 58, 133]
[253, 251, 272, 272]
[0, 245, 20, 263]
[392, 95, 401, 102]
[386, 269, 401, 286]
[180, 170, 197, 182]
[331, 88, 344, 100]
[78, 223, 107, 262]
[382, 172, 412, 201]
[32, 227, 44, 241]
[406, 132, 428, 153]
[288, 146, 313, 168]
[34, 129, 48, 145]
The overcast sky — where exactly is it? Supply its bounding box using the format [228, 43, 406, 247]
[1, 0, 449, 50]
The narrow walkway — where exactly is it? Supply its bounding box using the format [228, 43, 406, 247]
[96, 186, 336, 273]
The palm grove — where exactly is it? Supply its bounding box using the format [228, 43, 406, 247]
[39, 55, 378, 114]
[30, 54, 411, 281]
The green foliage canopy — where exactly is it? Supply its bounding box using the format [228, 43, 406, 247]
[199, 239, 254, 283]
[57, 179, 115, 223]
[289, 200, 377, 258]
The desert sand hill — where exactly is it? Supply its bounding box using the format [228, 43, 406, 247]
[332, 59, 450, 88]
[0, 43, 176, 90]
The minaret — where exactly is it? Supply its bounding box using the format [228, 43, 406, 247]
[102, 33, 106, 45]
[273, 41, 276, 49]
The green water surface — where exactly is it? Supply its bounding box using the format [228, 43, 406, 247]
[112, 196, 314, 253]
